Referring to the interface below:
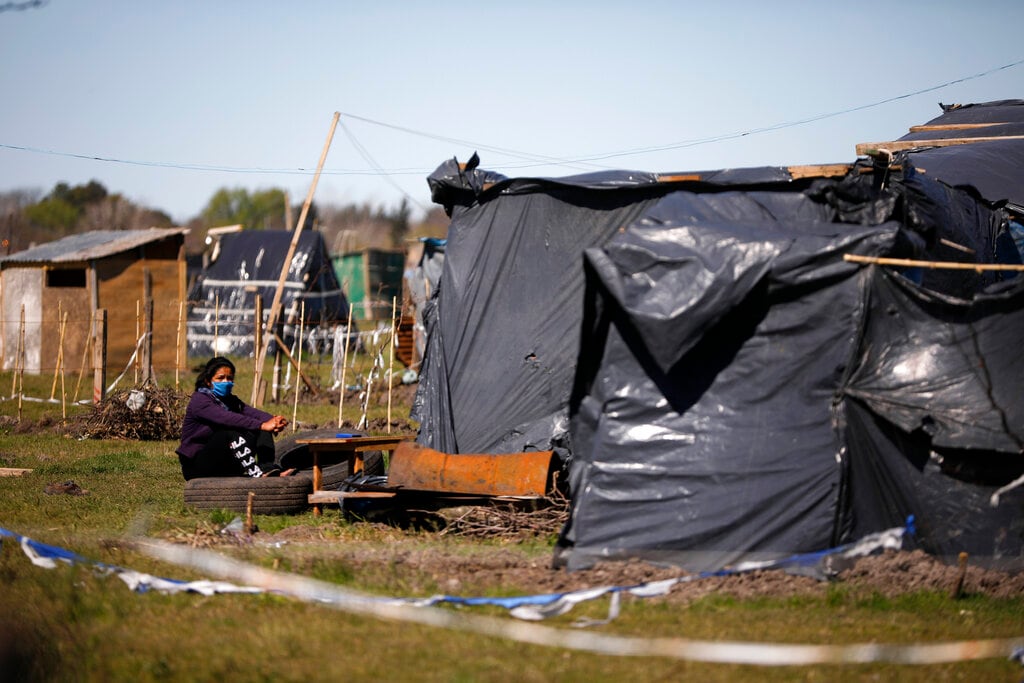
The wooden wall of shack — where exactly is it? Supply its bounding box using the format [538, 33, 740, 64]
[2, 234, 186, 382]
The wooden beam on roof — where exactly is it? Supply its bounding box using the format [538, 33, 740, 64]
[656, 173, 703, 183]
[908, 123, 1005, 132]
[786, 164, 851, 180]
[856, 135, 1024, 156]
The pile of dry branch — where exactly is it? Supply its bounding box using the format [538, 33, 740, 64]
[438, 491, 570, 540]
[71, 387, 189, 440]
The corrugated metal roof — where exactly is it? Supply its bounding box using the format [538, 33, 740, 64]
[0, 228, 189, 265]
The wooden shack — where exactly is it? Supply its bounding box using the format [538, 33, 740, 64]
[0, 228, 188, 382]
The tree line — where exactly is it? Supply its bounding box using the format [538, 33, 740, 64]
[1, 180, 448, 257]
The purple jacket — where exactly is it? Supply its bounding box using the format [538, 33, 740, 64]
[176, 390, 273, 459]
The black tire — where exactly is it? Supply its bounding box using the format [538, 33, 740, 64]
[184, 476, 312, 514]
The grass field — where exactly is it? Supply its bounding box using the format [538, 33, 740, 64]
[1, 359, 1023, 682]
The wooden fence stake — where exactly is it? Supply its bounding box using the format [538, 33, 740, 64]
[50, 301, 63, 400]
[59, 311, 68, 419]
[338, 304, 353, 427]
[16, 304, 25, 421]
[93, 309, 108, 404]
[175, 300, 184, 391]
[292, 302, 305, 431]
[141, 298, 154, 385]
[387, 296, 396, 433]
[73, 327, 94, 404]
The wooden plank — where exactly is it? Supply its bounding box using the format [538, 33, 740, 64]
[856, 135, 1024, 156]
[0, 468, 32, 477]
[908, 123, 1003, 132]
[309, 490, 397, 504]
[656, 173, 703, 183]
[786, 164, 851, 180]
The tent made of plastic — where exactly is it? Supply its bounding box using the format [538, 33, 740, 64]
[187, 229, 349, 358]
[413, 101, 1024, 572]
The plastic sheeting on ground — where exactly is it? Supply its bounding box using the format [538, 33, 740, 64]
[0, 520, 909, 623]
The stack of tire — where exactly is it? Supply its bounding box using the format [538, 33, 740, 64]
[183, 428, 385, 514]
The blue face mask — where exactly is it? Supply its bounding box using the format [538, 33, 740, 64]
[211, 381, 234, 398]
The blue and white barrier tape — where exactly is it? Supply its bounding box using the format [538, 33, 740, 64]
[4, 524, 1023, 666]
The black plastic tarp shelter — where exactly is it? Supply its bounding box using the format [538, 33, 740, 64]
[414, 102, 1024, 573]
[187, 229, 348, 357]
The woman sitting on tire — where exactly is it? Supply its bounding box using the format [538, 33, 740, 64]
[176, 356, 293, 481]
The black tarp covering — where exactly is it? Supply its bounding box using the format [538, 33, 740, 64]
[897, 100, 1024, 208]
[187, 230, 348, 357]
[416, 121, 1024, 572]
[559, 178, 1024, 571]
[561, 191, 901, 570]
[413, 157, 804, 456]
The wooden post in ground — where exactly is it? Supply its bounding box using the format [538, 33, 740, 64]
[338, 304, 353, 427]
[93, 309, 108, 404]
[141, 298, 154, 385]
[59, 311, 68, 419]
[175, 300, 184, 391]
[16, 304, 25, 421]
[292, 301, 305, 431]
[73, 326, 93, 404]
[134, 300, 141, 385]
[50, 301, 63, 400]
[251, 111, 340, 407]
[387, 296, 396, 433]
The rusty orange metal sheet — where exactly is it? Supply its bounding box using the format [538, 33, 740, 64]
[387, 442, 555, 497]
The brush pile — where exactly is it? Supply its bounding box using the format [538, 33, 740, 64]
[71, 387, 189, 440]
[438, 489, 570, 540]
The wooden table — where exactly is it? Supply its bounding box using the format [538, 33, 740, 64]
[297, 435, 413, 515]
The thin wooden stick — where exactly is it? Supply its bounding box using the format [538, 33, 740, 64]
[50, 301, 63, 400]
[73, 326, 94, 404]
[214, 292, 220, 356]
[17, 305, 25, 420]
[844, 253, 1024, 271]
[59, 311, 68, 419]
[338, 304, 354, 427]
[292, 301, 305, 431]
[387, 296, 396, 434]
[135, 300, 141, 385]
[175, 300, 184, 390]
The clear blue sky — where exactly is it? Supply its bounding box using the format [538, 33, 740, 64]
[1, 1, 1022, 224]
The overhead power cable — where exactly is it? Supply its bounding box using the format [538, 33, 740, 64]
[1, 57, 1021, 177]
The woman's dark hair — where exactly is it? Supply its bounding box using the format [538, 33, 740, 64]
[195, 356, 236, 390]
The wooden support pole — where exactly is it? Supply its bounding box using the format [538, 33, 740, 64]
[16, 304, 25, 421]
[175, 300, 184, 391]
[844, 254, 1024, 271]
[141, 298, 154, 385]
[50, 301, 64, 400]
[292, 301, 305, 431]
[73, 325, 94, 404]
[59, 311, 68, 419]
[252, 112, 340, 406]
[338, 305, 353, 428]
[134, 300, 141, 385]
[214, 292, 220, 357]
[93, 309, 108, 404]
[387, 296, 396, 434]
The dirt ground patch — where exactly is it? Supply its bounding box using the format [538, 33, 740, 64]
[234, 523, 1024, 602]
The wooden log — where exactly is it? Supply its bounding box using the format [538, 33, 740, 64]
[252, 112, 340, 405]
[856, 135, 1024, 156]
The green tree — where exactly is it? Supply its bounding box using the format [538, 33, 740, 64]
[202, 187, 288, 229]
[24, 196, 79, 231]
